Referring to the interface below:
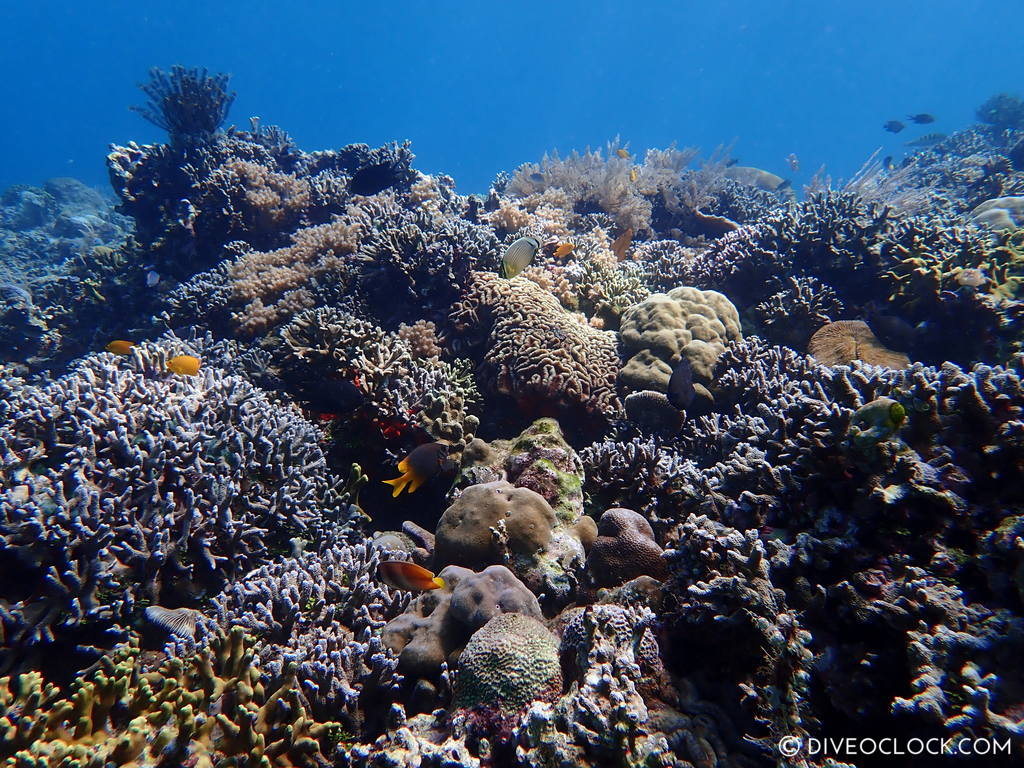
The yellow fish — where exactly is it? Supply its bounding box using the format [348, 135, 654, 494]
[383, 442, 451, 497]
[630, 168, 638, 183]
[378, 560, 445, 591]
[167, 355, 201, 376]
[553, 242, 575, 259]
[105, 340, 135, 355]
[616, 148, 631, 159]
[501, 236, 540, 279]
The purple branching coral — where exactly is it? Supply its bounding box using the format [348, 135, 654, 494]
[0, 341, 361, 667]
[210, 541, 409, 736]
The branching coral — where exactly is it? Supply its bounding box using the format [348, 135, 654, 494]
[0, 627, 345, 766]
[130, 65, 236, 142]
[0, 342, 358, 665]
[210, 542, 408, 734]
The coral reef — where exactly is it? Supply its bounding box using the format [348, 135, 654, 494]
[4, 68, 1024, 768]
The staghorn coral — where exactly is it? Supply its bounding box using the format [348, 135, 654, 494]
[0, 342, 358, 665]
[449, 272, 622, 428]
[210, 541, 407, 735]
[0, 627, 345, 767]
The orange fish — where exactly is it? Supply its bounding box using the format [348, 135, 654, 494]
[615, 148, 631, 160]
[610, 227, 634, 261]
[105, 340, 135, 355]
[553, 242, 575, 259]
[383, 442, 451, 497]
[378, 560, 446, 591]
[167, 354, 201, 376]
[630, 168, 638, 183]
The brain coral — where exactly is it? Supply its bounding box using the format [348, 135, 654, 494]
[449, 272, 622, 425]
[452, 612, 561, 711]
[618, 286, 742, 399]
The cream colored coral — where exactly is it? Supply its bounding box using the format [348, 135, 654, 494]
[619, 286, 742, 391]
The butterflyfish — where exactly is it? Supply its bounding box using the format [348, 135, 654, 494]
[630, 168, 639, 182]
[553, 242, 575, 259]
[501, 236, 540, 278]
[378, 560, 446, 591]
[383, 441, 451, 497]
[106, 340, 136, 355]
[167, 354, 201, 376]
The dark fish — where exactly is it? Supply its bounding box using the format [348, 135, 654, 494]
[907, 113, 936, 124]
[667, 358, 695, 410]
[882, 156, 896, 172]
[883, 120, 905, 133]
[384, 442, 451, 497]
[529, 172, 545, 183]
[905, 132, 946, 148]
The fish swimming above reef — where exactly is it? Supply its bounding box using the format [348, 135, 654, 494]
[167, 354, 201, 376]
[883, 120, 905, 133]
[905, 132, 947, 147]
[616, 148, 631, 159]
[786, 152, 800, 173]
[907, 113, 936, 124]
[378, 560, 446, 591]
[529, 172, 545, 183]
[105, 340, 136, 355]
[723, 165, 790, 193]
[667, 357, 696, 410]
[501, 236, 540, 278]
[610, 227, 633, 261]
[383, 441, 453, 497]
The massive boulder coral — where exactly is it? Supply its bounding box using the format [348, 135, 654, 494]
[381, 564, 541, 684]
[452, 612, 561, 712]
[434, 480, 590, 611]
[449, 272, 622, 429]
[586, 507, 668, 588]
[0, 627, 345, 767]
[618, 285, 742, 408]
[0, 342, 358, 663]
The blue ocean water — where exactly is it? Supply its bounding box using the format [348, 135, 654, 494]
[1, 0, 1019, 194]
